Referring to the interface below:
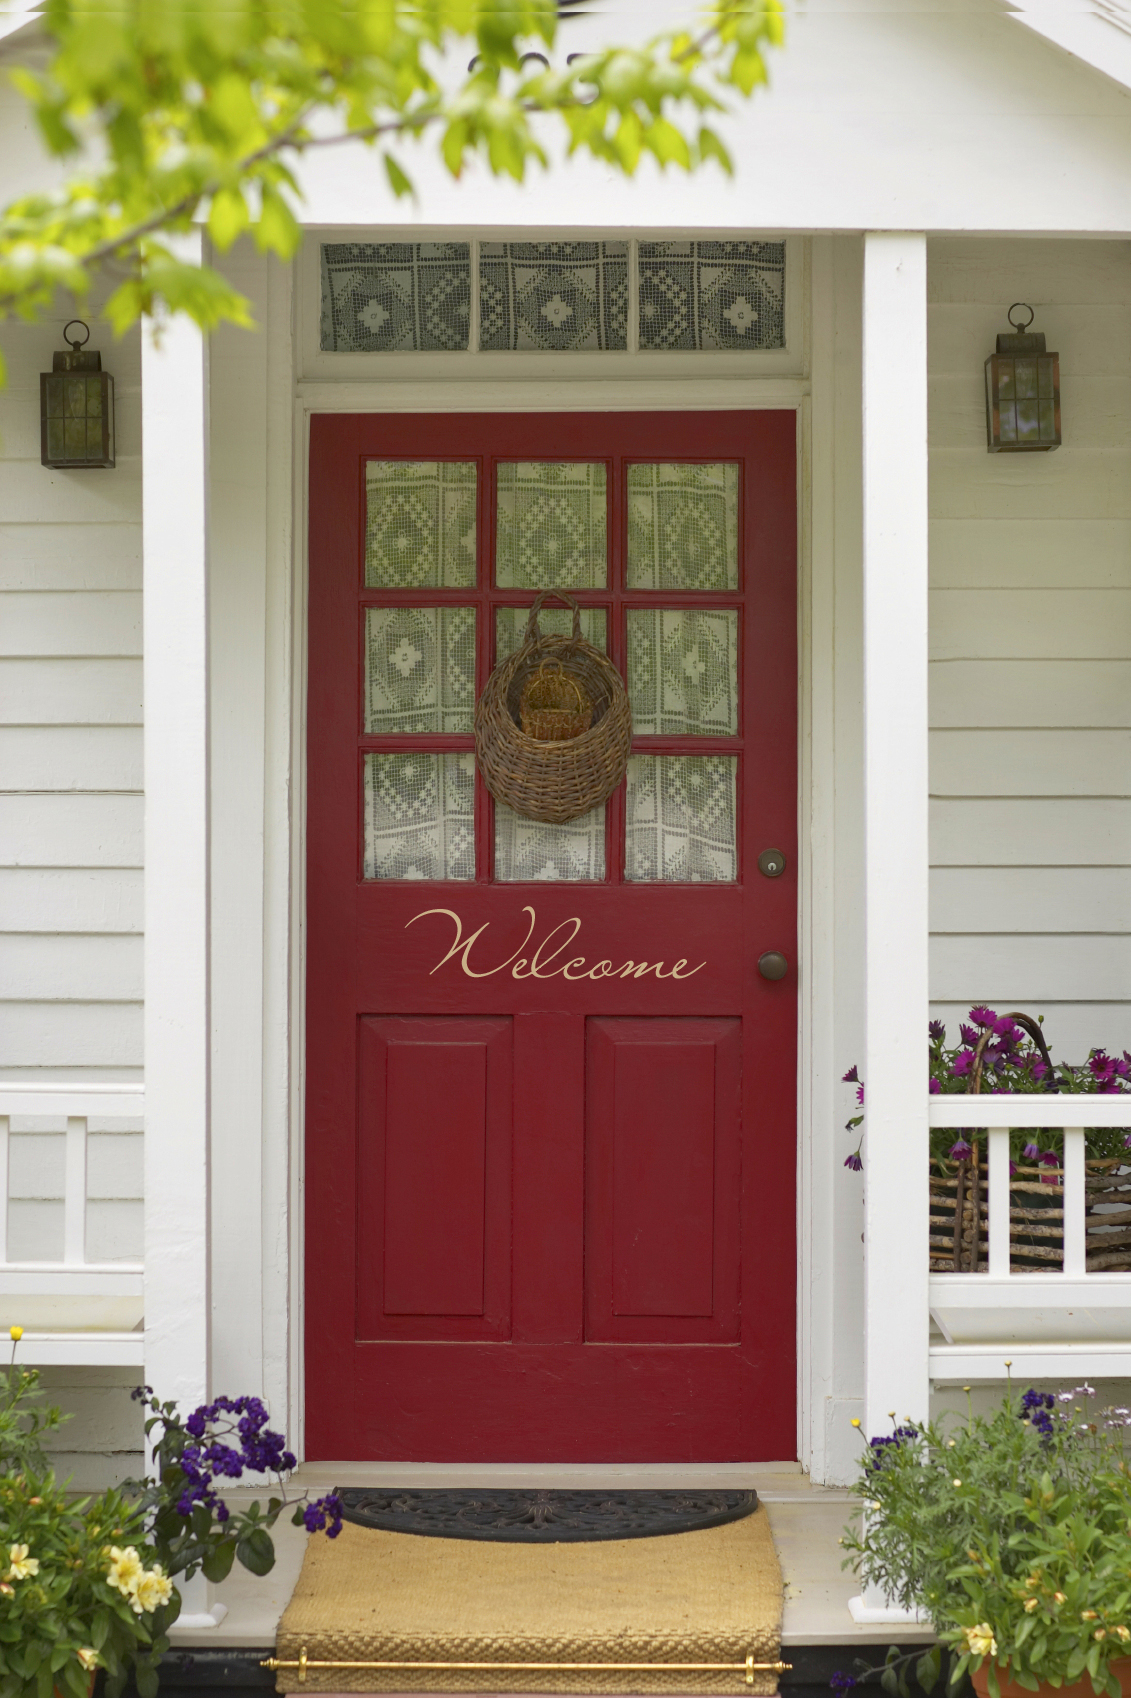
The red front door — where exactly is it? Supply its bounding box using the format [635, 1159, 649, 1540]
[305, 411, 797, 1462]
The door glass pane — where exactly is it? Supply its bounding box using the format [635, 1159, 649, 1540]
[363, 752, 475, 880]
[626, 609, 739, 736]
[365, 461, 477, 587]
[365, 607, 475, 734]
[626, 464, 738, 589]
[495, 463, 607, 588]
[494, 804, 605, 882]
[495, 604, 607, 663]
[625, 755, 737, 883]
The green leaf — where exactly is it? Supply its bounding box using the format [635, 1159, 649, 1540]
[236, 1526, 276, 1577]
[881, 1667, 900, 1697]
[201, 1539, 237, 1583]
[917, 1646, 942, 1693]
[383, 153, 414, 198]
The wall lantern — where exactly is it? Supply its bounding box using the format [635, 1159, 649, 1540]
[40, 319, 115, 470]
[985, 302, 1060, 453]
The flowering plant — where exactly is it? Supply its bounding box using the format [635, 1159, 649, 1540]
[0, 1332, 342, 1698]
[842, 1005, 1130, 1172]
[840, 1387, 1131, 1698]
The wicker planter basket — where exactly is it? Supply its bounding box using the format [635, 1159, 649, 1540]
[475, 590, 632, 825]
[929, 1010, 1131, 1272]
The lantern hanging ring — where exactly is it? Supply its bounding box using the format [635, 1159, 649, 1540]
[1007, 302, 1035, 333]
[62, 319, 91, 351]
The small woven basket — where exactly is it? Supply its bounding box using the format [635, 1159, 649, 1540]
[475, 590, 633, 825]
[520, 662, 592, 742]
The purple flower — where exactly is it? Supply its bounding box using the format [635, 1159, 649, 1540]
[952, 1050, 974, 1078]
[960, 1024, 979, 1047]
[1040, 1151, 1060, 1166]
[969, 1005, 997, 1030]
[993, 1016, 1021, 1041]
[929, 1077, 941, 1094]
[844, 1152, 863, 1172]
[1021, 1388, 1055, 1436]
[949, 1139, 973, 1161]
[929, 1021, 946, 1042]
[842, 1066, 859, 1084]
[1023, 1142, 1040, 1160]
[830, 1675, 857, 1693]
[303, 1494, 344, 1538]
[856, 1083, 864, 1105]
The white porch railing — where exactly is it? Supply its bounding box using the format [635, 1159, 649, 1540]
[0, 1084, 145, 1366]
[928, 1096, 1131, 1383]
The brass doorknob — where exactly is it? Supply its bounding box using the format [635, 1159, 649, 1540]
[758, 951, 789, 981]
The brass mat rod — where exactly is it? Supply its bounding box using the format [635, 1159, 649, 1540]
[263, 1650, 791, 1687]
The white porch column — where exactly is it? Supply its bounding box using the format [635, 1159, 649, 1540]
[142, 239, 211, 1416]
[861, 232, 930, 1437]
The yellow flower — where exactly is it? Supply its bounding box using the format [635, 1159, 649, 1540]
[1082, 1611, 1099, 1621]
[1024, 1598, 1039, 1613]
[965, 1625, 997, 1659]
[4, 1544, 39, 1581]
[106, 1546, 144, 1597]
[132, 1566, 173, 1616]
[851, 1418, 861, 1429]
[76, 1651, 99, 1672]
[1054, 1593, 1067, 1605]
[1096, 1631, 1108, 1642]
[8, 1326, 22, 1341]
[952, 1479, 963, 1488]
[0, 1583, 12, 1597]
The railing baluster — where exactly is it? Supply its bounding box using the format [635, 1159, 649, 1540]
[988, 1126, 1010, 1276]
[63, 1116, 87, 1268]
[1062, 1127, 1086, 1276]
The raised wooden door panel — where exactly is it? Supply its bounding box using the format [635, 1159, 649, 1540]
[355, 1016, 512, 1341]
[585, 1018, 741, 1344]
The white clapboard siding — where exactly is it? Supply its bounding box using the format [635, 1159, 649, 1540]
[928, 238, 1131, 1065]
[932, 799, 1131, 865]
[0, 869, 143, 932]
[932, 866, 1131, 933]
[931, 660, 1131, 727]
[0, 524, 142, 591]
[2, 934, 143, 1000]
[931, 935, 1131, 1003]
[0, 727, 143, 792]
[932, 730, 1131, 797]
[930, 590, 1131, 660]
[0, 658, 142, 725]
[0, 794, 143, 867]
[0, 1003, 142, 1070]
[0, 313, 143, 1114]
[930, 518, 1131, 589]
[0, 592, 142, 657]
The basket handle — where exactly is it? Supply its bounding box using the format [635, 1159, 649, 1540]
[533, 659, 586, 711]
[966, 1008, 1057, 1096]
[525, 589, 582, 644]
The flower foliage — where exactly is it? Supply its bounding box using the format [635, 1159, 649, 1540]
[130, 1388, 342, 1590]
[0, 0, 785, 377]
[842, 1005, 1130, 1171]
[841, 1390, 1131, 1698]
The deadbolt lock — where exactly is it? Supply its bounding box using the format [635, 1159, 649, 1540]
[757, 848, 786, 878]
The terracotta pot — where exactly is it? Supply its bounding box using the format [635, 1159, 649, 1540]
[972, 1658, 1131, 1698]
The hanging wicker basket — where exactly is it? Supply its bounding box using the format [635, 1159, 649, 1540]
[520, 661, 593, 743]
[475, 590, 632, 825]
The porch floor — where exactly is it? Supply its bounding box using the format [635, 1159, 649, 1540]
[169, 1466, 931, 1653]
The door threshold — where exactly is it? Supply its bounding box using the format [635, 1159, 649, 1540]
[283, 1460, 812, 1496]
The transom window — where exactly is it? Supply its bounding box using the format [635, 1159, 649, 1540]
[359, 457, 745, 885]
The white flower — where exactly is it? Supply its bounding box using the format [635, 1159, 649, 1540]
[76, 1650, 100, 1672]
[964, 1625, 997, 1659]
[106, 1545, 145, 1597]
[4, 1543, 39, 1581]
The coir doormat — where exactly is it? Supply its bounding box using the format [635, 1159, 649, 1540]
[272, 1499, 784, 1694]
[335, 1487, 759, 1543]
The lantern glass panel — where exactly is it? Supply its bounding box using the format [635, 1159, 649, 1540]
[41, 353, 115, 469]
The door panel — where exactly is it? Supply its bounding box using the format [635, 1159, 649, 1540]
[356, 1016, 512, 1341]
[306, 411, 797, 1462]
[586, 1018, 740, 1341]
